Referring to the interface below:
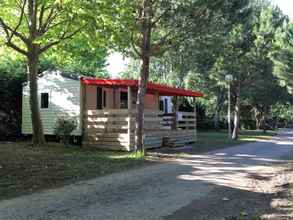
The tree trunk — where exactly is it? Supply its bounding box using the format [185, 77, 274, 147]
[172, 96, 179, 130]
[214, 108, 220, 130]
[261, 114, 267, 134]
[214, 91, 224, 130]
[254, 108, 262, 130]
[232, 84, 241, 140]
[135, 0, 152, 153]
[256, 119, 260, 130]
[28, 47, 45, 145]
[135, 56, 150, 152]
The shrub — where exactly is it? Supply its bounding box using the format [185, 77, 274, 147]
[54, 117, 77, 147]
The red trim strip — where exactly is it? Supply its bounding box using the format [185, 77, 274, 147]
[80, 78, 203, 97]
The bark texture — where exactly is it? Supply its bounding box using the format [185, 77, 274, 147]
[27, 0, 46, 145]
[232, 84, 241, 140]
[135, 0, 152, 153]
[28, 46, 45, 145]
[214, 93, 223, 130]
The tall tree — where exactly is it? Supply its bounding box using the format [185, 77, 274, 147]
[273, 22, 293, 93]
[129, 0, 244, 152]
[0, 0, 87, 145]
[208, 2, 287, 139]
[0, 0, 121, 145]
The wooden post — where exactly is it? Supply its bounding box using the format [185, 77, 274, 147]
[155, 91, 159, 111]
[193, 97, 197, 142]
[173, 96, 178, 130]
[113, 87, 116, 109]
[127, 86, 132, 150]
[80, 82, 87, 144]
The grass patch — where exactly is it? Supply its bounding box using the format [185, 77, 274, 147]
[0, 142, 148, 200]
[192, 130, 277, 153]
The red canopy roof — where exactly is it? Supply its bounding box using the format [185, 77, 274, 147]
[81, 78, 203, 97]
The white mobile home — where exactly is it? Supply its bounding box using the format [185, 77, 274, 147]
[22, 71, 82, 136]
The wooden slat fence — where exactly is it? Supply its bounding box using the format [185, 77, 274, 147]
[83, 109, 196, 151]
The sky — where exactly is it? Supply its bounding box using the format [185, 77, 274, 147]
[106, 0, 293, 78]
[273, 0, 293, 19]
[106, 52, 129, 78]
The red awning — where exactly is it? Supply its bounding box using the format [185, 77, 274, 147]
[81, 78, 203, 97]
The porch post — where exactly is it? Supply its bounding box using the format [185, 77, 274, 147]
[193, 97, 197, 142]
[127, 86, 132, 150]
[173, 96, 178, 130]
[80, 82, 87, 138]
[155, 91, 159, 111]
[113, 87, 116, 108]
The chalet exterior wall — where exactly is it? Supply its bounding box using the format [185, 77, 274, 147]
[22, 71, 81, 135]
[84, 86, 159, 111]
[22, 72, 199, 151]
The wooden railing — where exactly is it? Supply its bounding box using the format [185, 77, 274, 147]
[160, 112, 196, 130]
[177, 112, 196, 130]
[160, 113, 175, 130]
[83, 109, 165, 150]
[83, 109, 164, 137]
[85, 109, 130, 134]
[83, 109, 196, 150]
[84, 110, 195, 132]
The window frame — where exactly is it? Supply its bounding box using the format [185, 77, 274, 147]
[103, 90, 107, 108]
[40, 92, 49, 109]
[120, 91, 128, 109]
[96, 87, 103, 110]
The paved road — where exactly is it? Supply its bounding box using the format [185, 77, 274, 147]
[1, 130, 293, 220]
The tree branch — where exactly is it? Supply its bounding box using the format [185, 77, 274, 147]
[151, 5, 173, 27]
[10, 0, 27, 41]
[38, 0, 47, 31]
[130, 31, 142, 57]
[6, 41, 28, 56]
[40, 6, 62, 34]
[0, 0, 29, 45]
[47, 19, 71, 31]
[39, 25, 85, 53]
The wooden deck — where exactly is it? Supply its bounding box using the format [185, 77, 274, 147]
[82, 109, 196, 151]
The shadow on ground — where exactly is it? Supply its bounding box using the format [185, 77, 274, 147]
[159, 134, 293, 220]
[1, 131, 293, 220]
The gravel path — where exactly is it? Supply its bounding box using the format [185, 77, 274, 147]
[1, 130, 293, 220]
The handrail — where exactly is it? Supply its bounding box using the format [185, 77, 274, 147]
[84, 109, 196, 131]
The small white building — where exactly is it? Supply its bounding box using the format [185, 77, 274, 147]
[22, 70, 82, 136]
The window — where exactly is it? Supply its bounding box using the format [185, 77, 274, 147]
[41, 93, 49, 109]
[159, 98, 168, 113]
[164, 98, 168, 113]
[96, 87, 102, 109]
[103, 90, 107, 108]
[159, 100, 164, 111]
[120, 91, 128, 109]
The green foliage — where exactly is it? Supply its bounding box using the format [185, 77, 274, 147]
[129, 151, 145, 160]
[0, 0, 127, 75]
[272, 21, 293, 93]
[272, 102, 293, 123]
[42, 33, 110, 77]
[54, 118, 77, 147]
[121, 0, 293, 129]
[0, 55, 25, 139]
[0, 56, 26, 80]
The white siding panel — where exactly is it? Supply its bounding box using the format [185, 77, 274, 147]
[22, 71, 81, 135]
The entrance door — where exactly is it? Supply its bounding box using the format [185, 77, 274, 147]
[96, 87, 102, 109]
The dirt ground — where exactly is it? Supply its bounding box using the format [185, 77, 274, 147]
[165, 165, 293, 220]
[0, 142, 146, 200]
[1, 130, 293, 220]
